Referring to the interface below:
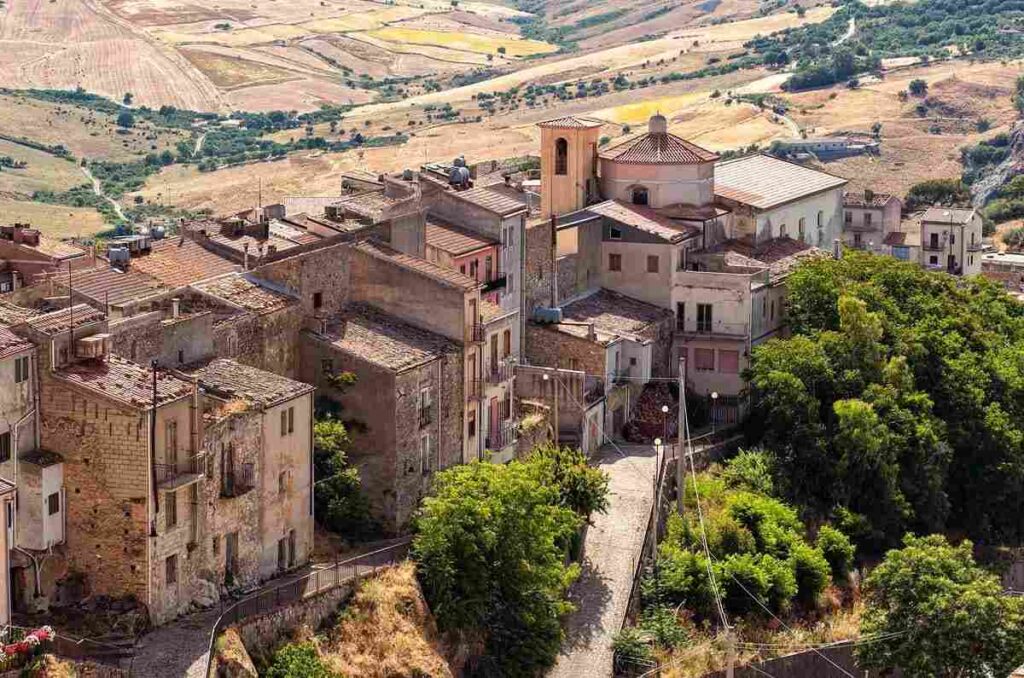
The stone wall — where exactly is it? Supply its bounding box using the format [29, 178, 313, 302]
[254, 244, 351, 319]
[525, 220, 554, 313]
[525, 324, 605, 378]
[39, 384, 151, 606]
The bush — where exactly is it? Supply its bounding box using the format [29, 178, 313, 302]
[760, 553, 798, 614]
[638, 605, 689, 649]
[727, 492, 802, 558]
[717, 553, 772, 616]
[613, 627, 654, 673]
[722, 449, 776, 495]
[789, 543, 831, 606]
[816, 525, 855, 580]
[908, 78, 928, 96]
[650, 543, 714, 614]
[265, 642, 330, 678]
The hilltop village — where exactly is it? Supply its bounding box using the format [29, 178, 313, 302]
[0, 112, 1018, 676]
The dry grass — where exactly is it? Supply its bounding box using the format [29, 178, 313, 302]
[320, 562, 453, 678]
[0, 140, 88, 196]
[0, 198, 106, 238]
[367, 27, 558, 57]
[180, 49, 299, 89]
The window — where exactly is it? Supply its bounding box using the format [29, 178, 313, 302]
[696, 304, 713, 333]
[929, 255, 938, 265]
[177, 349, 184, 364]
[770, 300, 776, 322]
[798, 217, 806, 241]
[312, 291, 323, 309]
[281, 407, 294, 435]
[288, 529, 296, 568]
[646, 255, 659, 273]
[719, 350, 740, 374]
[165, 421, 178, 466]
[608, 253, 622, 272]
[14, 356, 28, 384]
[950, 232, 955, 246]
[420, 433, 432, 475]
[165, 555, 177, 585]
[632, 187, 649, 206]
[485, 255, 493, 281]
[555, 138, 568, 175]
[0, 432, 9, 463]
[278, 471, 288, 495]
[419, 385, 433, 427]
[779, 224, 787, 238]
[930, 233, 940, 249]
[468, 409, 476, 438]
[288, 406, 294, 434]
[854, 233, 862, 247]
[844, 211, 852, 224]
[609, 226, 622, 240]
[694, 348, 715, 372]
[676, 302, 685, 331]
[460, 264, 467, 274]
[818, 210, 824, 227]
[502, 330, 511, 358]
[864, 212, 873, 227]
[470, 259, 479, 279]
[277, 537, 287, 571]
[212, 535, 220, 557]
[165, 490, 177, 530]
[47, 492, 60, 516]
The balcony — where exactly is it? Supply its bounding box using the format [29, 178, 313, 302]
[485, 423, 518, 451]
[470, 323, 485, 343]
[155, 453, 205, 490]
[483, 360, 513, 386]
[676, 319, 749, 340]
[221, 462, 255, 498]
[481, 275, 507, 294]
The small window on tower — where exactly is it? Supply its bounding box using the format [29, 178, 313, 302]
[555, 138, 568, 175]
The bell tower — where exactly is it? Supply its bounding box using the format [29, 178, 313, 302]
[538, 116, 602, 219]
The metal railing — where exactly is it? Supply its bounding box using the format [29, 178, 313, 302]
[221, 462, 255, 498]
[470, 323, 485, 343]
[154, 452, 205, 486]
[676, 319, 749, 338]
[204, 538, 412, 678]
[485, 423, 518, 451]
[481, 275, 507, 294]
[483, 360, 513, 385]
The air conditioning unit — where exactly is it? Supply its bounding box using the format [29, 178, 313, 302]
[75, 333, 111, 360]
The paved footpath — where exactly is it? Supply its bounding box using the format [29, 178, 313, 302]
[548, 443, 659, 678]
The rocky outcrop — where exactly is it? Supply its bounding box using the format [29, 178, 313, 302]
[211, 628, 257, 678]
[971, 121, 1024, 207]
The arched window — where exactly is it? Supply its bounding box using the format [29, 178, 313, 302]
[632, 186, 649, 206]
[555, 138, 568, 175]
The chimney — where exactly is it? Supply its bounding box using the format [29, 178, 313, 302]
[588, 323, 596, 341]
[833, 238, 842, 260]
[864, 188, 875, 204]
[172, 297, 181, 319]
[243, 242, 250, 270]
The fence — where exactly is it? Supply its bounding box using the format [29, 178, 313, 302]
[0, 626, 131, 677]
[204, 538, 412, 677]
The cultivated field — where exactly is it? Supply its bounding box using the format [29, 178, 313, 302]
[0, 197, 106, 238]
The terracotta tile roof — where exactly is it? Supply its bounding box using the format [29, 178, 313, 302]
[14, 235, 86, 260]
[921, 207, 977, 224]
[600, 132, 719, 165]
[714, 155, 848, 210]
[707, 237, 830, 282]
[843, 191, 897, 209]
[191, 358, 312, 407]
[129, 238, 238, 288]
[0, 302, 38, 326]
[883, 231, 908, 246]
[537, 115, 605, 129]
[452, 186, 526, 216]
[23, 304, 104, 336]
[0, 326, 32, 360]
[331, 191, 414, 223]
[191, 274, 296, 314]
[352, 239, 481, 290]
[66, 264, 167, 306]
[324, 302, 455, 372]
[554, 289, 674, 343]
[54, 355, 193, 409]
[205, 232, 301, 256]
[586, 200, 700, 243]
[480, 300, 507, 322]
[269, 220, 322, 246]
[425, 219, 496, 256]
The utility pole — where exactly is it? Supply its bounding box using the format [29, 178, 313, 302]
[552, 372, 560, 446]
[677, 356, 686, 515]
[725, 628, 736, 678]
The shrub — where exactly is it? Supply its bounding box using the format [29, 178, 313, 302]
[789, 543, 831, 606]
[908, 78, 928, 96]
[265, 642, 330, 678]
[613, 627, 654, 672]
[816, 525, 855, 581]
[722, 449, 776, 495]
[727, 492, 802, 557]
[760, 553, 798, 614]
[639, 605, 689, 649]
[651, 543, 714, 615]
[717, 553, 771, 616]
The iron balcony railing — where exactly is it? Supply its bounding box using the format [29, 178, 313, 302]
[470, 323, 485, 343]
[676, 319, 749, 339]
[221, 462, 255, 498]
[481, 275, 507, 294]
[486, 423, 518, 451]
[154, 452, 205, 486]
[483, 360, 513, 385]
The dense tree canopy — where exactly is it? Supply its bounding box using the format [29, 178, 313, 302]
[858, 534, 1024, 677]
[746, 252, 1024, 547]
[412, 446, 608, 677]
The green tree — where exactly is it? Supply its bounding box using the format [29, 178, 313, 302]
[265, 642, 331, 678]
[908, 78, 928, 96]
[413, 452, 607, 676]
[313, 417, 375, 540]
[117, 111, 135, 128]
[858, 534, 1024, 678]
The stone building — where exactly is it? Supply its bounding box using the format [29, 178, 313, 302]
[524, 114, 844, 430]
[0, 225, 89, 292]
[842, 190, 903, 254]
[190, 359, 315, 584]
[920, 207, 985, 275]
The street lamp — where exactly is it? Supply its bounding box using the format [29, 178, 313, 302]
[710, 392, 719, 435]
[661, 404, 670, 449]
